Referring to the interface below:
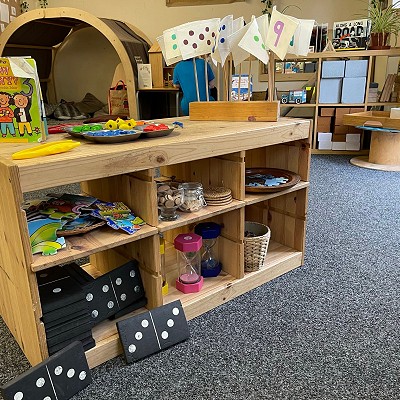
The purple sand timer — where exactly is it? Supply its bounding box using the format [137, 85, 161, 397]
[174, 233, 203, 294]
[194, 222, 222, 278]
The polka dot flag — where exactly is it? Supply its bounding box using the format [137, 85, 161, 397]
[211, 15, 233, 67]
[287, 19, 315, 57]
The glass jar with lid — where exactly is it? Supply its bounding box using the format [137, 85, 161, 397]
[178, 182, 206, 213]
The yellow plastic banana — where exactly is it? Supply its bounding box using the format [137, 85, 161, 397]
[12, 140, 81, 160]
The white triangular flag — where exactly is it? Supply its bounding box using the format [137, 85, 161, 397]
[238, 19, 269, 65]
[288, 19, 315, 56]
[265, 7, 299, 60]
[176, 18, 220, 59]
[211, 15, 233, 67]
[227, 17, 254, 66]
[233, 17, 245, 33]
[157, 35, 182, 66]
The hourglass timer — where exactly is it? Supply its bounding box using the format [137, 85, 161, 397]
[195, 222, 222, 277]
[174, 233, 204, 294]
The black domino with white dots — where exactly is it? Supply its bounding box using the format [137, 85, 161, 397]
[1, 341, 92, 400]
[117, 300, 189, 363]
[84, 260, 146, 326]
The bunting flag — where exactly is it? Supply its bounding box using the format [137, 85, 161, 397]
[176, 18, 220, 59]
[288, 19, 315, 56]
[265, 7, 299, 60]
[238, 19, 269, 65]
[156, 35, 182, 66]
[211, 15, 233, 67]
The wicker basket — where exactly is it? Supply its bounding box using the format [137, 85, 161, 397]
[244, 221, 271, 272]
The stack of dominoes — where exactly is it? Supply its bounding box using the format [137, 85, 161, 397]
[37, 263, 95, 355]
[38, 260, 147, 355]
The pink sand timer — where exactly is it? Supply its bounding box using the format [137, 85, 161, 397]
[174, 233, 204, 294]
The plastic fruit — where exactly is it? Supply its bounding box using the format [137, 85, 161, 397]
[125, 119, 137, 128]
[118, 124, 131, 130]
[115, 117, 125, 127]
[105, 120, 118, 130]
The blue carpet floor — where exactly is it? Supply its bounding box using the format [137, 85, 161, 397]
[1, 155, 399, 399]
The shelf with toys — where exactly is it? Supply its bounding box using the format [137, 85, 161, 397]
[0, 115, 310, 369]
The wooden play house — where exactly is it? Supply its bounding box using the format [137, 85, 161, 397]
[0, 7, 152, 119]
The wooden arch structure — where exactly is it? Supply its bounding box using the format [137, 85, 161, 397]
[0, 7, 152, 119]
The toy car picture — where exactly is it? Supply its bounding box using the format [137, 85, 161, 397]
[280, 90, 307, 104]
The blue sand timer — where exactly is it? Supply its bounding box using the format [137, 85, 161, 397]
[194, 222, 222, 278]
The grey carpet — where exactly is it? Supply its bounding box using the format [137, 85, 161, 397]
[1, 155, 399, 400]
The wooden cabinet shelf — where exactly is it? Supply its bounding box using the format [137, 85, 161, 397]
[0, 116, 310, 369]
[268, 49, 400, 155]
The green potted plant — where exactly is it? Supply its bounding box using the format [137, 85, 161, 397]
[368, 0, 400, 49]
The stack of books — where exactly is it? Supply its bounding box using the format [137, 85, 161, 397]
[368, 82, 379, 103]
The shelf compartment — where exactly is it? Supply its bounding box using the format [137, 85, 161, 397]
[245, 140, 311, 183]
[159, 152, 245, 201]
[245, 187, 308, 254]
[31, 224, 158, 272]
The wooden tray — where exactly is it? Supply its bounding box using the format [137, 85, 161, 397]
[245, 168, 300, 193]
[343, 111, 400, 130]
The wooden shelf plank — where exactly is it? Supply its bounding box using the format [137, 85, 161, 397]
[157, 199, 244, 232]
[31, 224, 158, 272]
[312, 149, 369, 155]
[85, 240, 303, 368]
[244, 181, 309, 206]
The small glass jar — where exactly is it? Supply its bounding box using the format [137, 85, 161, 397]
[157, 182, 184, 221]
[174, 233, 204, 294]
[178, 182, 206, 213]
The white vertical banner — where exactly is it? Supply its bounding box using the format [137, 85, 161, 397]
[288, 19, 315, 56]
[265, 7, 299, 60]
[238, 19, 269, 65]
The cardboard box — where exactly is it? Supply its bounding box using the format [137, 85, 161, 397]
[346, 133, 361, 143]
[0, 0, 19, 32]
[349, 107, 364, 114]
[345, 142, 361, 151]
[319, 78, 342, 104]
[341, 77, 366, 104]
[320, 107, 335, 117]
[317, 116, 332, 132]
[345, 59, 368, 78]
[0, 57, 47, 143]
[318, 140, 332, 150]
[317, 132, 332, 141]
[335, 108, 351, 125]
[332, 133, 347, 142]
[321, 60, 345, 78]
[333, 125, 349, 134]
[332, 141, 347, 150]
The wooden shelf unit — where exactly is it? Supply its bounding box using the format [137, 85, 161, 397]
[266, 48, 400, 154]
[0, 116, 310, 369]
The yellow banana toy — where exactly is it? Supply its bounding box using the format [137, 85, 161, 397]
[12, 140, 81, 160]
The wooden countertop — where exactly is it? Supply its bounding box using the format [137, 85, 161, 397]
[0, 116, 310, 192]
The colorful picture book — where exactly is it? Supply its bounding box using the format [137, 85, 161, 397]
[332, 19, 371, 51]
[0, 57, 47, 143]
